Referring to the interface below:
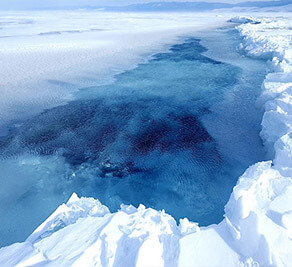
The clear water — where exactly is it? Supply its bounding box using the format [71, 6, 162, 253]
[0, 29, 267, 247]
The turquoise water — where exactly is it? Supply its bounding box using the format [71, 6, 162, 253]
[0, 30, 267, 247]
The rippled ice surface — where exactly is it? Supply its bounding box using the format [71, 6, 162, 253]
[0, 31, 267, 247]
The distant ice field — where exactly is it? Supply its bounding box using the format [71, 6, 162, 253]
[0, 11, 227, 136]
[0, 21, 268, 247]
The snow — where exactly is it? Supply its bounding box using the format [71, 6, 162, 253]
[228, 16, 260, 24]
[0, 10, 225, 136]
[1, 13, 292, 267]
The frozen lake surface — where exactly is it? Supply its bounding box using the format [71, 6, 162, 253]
[0, 28, 268, 247]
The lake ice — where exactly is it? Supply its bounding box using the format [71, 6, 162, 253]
[0, 27, 267, 247]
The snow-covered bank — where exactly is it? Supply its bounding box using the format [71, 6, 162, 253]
[0, 11, 225, 136]
[1, 162, 291, 266]
[1, 15, 292, 266]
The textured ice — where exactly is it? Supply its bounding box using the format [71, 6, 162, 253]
[1, 13, 292, 267]
[0, 32, 267, 248]
[0, 11, 226, 136]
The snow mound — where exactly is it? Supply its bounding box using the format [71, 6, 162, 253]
[1, 15, 292, 266]
[1, 163, 292, 266]
[228, 16, 260, 24]
[0, 194, 201, 266]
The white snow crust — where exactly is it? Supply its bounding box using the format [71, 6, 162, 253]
[0, 11, 225, 136]
[1, 14, 292, 267]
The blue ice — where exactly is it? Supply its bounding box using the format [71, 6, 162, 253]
[0, 32, 267, 247]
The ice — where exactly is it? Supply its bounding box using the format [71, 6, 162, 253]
[0, 33, 267, 247]
[0, 193, 239, 266]
[3, 160, 289, 265]
[228, 16, 260, 24]
[224, 15, 292, 265]
[2, 12, 292, 267]
[0, 10, 225, 136]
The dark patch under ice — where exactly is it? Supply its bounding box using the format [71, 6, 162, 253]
[0, 36, 267, 247]
[2, 97, 214, 164]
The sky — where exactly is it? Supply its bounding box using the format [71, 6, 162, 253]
[0, 0, 282, 9]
